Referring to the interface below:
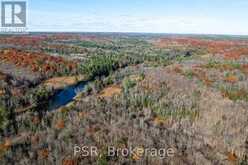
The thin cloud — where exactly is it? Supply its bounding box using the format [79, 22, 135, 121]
[28, 10, 248, 35]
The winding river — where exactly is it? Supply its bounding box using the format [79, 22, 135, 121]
[48, 81, 88, 110]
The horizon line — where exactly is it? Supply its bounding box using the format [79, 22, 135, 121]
[2, 30, 248, 37]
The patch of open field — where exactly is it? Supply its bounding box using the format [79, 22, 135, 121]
[44, 75, 86, 90]
[98, 85, 122, 98]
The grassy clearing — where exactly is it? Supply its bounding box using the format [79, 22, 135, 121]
[99, 85, 122, 98]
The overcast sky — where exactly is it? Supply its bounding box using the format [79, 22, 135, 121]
[27, 0, 248, 35]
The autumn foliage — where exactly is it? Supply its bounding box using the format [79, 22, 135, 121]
[0, 49, 77, 75]
[224, 75, 238, 83]
[156, 37, 248, 59]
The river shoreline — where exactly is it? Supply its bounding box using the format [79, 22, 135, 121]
[15, 75, 89, 114]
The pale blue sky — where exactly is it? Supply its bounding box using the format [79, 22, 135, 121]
[27, 0, 248, 35]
